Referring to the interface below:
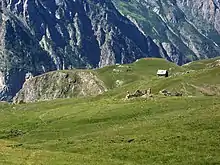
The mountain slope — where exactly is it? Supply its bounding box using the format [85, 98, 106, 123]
[0, 0, 161, 100]
[113, 0, 220, 64]
[1, 0, 220, 101]
[96, 58, 220, 98]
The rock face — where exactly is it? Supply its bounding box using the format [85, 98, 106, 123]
[113, 0, 220, 65]
[0, 0, 160, 100]
[13, 71, 107, 103]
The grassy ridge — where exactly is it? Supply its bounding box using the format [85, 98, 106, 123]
[96, 58, 220, 97]
[0, 58, 220, 164]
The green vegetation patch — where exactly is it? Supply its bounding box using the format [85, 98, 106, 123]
[0, 96, 220, 164]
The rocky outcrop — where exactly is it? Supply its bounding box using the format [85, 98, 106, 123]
[13, 71, 107, 103]
[0, 0, 161, 100]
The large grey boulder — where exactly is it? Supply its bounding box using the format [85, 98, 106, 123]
[13, 70, 107, 103]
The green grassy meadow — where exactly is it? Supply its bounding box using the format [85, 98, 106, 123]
[0, 58, 220, 164]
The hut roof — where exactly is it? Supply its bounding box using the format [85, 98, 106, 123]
[157, 70, 167, 75]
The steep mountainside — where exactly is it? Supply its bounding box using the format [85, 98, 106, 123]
[0, 0, 160, 100]
[113, 0, 220, 64]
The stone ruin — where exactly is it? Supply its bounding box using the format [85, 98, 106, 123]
[125, 88, 153, 99]
[125, 88, 182, 99]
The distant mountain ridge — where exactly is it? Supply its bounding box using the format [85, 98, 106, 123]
[113, 0, 220, 64]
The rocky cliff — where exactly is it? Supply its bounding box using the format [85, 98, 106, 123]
[13, 70, 107, 103]
[0, 0, 160, 100]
